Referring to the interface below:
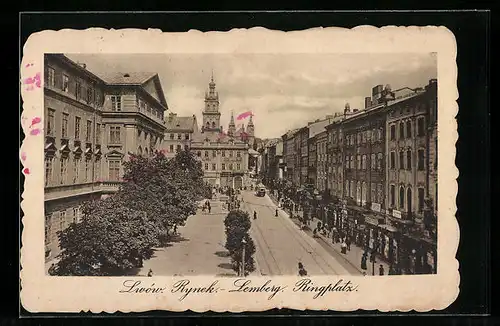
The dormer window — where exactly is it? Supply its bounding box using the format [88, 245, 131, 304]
[123, 73, 130, 77]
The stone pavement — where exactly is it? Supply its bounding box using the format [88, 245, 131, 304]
[268, 193, 390, 276]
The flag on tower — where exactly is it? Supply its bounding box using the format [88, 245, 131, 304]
[236, 111, 253, 120]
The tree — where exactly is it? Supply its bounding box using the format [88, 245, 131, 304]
[55, 196, 158, 276]
[224, 210, 256, 276]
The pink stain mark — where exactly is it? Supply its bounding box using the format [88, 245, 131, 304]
[21, 152, 27, 161]
[236, 111, 253, 120]
[25, 63, 34, 68]
[23, 168, 30, 175]
[30, 128, 41, 136]
[30, 117, 41, 127]
[24, 72, 41, 90]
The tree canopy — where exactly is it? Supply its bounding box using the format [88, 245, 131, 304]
[224, 210, 256, 276]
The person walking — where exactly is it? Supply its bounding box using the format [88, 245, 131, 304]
[253, 211, 257, 220]
[147, 269, 153, 277]
[341, 240, 347, 254]
[275, 208, 279, 217]
[173, 223, 177, 235]
[361, 252, 368, 272]
[379, 264, 385, 276]
[208, 203, 212, 214]
[298, 262, 308, 276]
[346, 235, 351, 251]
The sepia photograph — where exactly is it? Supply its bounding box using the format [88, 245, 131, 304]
[42, 52, 438, 278]
[20, 27, 457, 313]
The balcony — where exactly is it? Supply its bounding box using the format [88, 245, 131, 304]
[45, 182, 102, 201]
[101, 180, 124, 193]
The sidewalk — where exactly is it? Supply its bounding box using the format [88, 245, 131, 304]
[268, 193, 390, 276]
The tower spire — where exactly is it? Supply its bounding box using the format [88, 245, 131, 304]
[228, 111, 236, 137]
[211, 69, 214, 83]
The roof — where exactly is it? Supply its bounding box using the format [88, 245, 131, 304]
[165, 115, 196, 131]
[97, 71, 157, 85]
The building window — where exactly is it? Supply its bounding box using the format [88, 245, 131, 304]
[95, 159, 100, 181]
[237, 163, 241, 170]
[62, 74, 69, 92]
[204, 163, 209, 170]
[222, 163, 226, 170]
[417, 117, 425, 136]
[170, 133, 174, 140]
[406, 149, 412, 170]
[62, 113, 69, 138]
[47, 108, 55, 136]
[222, 151, 226, 157]
[185, 133, 189, 140]
[75, 81, 81, 100]
[371, 183, 376, 203]
[377, 153, 383, 170]
[108, 160, 121, 181]
[197, 151, 201, 157]
[84, 159, 90, 182]
[390, 151, 396, 169]
[229, 151, 233, 157]
[406, 120, 412, 138]
[357, 155, 361, 170]
[73, 158, 80, 183]
[418, 149, 425, 170]
[72, 207, 80, 224]
[111, 96, 122, 111]
[399, 151, 404, 170]
[204, 150, 209, 157]
[229, 163, 233, 170]
[390, 185, 395, 207]
[399, 121, 405, 139]
[86, 120, 92, 142]
[60, 157, 67, 184]
[390, 124, 396, 140]
[87, 87, 93, 103]
[345, 156, 349, 169]
[399, 186, 405, 210]
[177, 134, 182, 140]
[236, 151, 241, 158]
[109, 126, 121, 144]
[418, 187, 425, 213]
[45, 213, 51, 245]
[44, 157, 53, 186]
[212, 163, 216, 170]
[169, 145, 174, 152]
[59, 211, 67, 232]
[74, 116, 81, 139]
[96, 123, 101, 143]
[362, 155, 367, 170]
[47, 67, 55, 87]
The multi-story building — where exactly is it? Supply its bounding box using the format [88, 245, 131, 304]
[307, 134, 317, 186]
[325, 113, 345, 200]
[281, 129, 299, 184]
[425, 79, 438, 229]
[163, 113, 199, 159]
[315, 131, 328, 192]
[190, 76, 251, 189]
[44, 54, 168, 261]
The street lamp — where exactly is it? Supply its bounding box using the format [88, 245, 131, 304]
[241, 238, 247, 277]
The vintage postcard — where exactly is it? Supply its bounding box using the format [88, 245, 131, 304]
[20, 26, 459, 313]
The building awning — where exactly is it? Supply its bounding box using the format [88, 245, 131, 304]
[73, 146, 82, 155]
[85, 147, 92, 154]
[364, 215, 380, 226]
[94, 148, 102, 155]
[378, 224, 399, 233]
[45, 142, 56, 151]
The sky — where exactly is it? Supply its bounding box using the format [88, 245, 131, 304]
[66, 53, 437, 139]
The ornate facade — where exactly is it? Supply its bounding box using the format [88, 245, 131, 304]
[190, 75, 253, 188]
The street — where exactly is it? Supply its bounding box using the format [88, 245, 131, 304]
[135, 190, 360, 276]
[240, 190, 358, 276]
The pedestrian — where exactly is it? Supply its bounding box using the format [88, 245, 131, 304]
[275, 208, 278, 217]
[388, 266, 396, 275]
[341, 240, 347, 254]
[346, 236, 351, 251]
[253, 211, 257, 220]
[298, 262, 308, 276]
[147, 269, 153, 277]
[173, 223, 177, 235]
[379, 264, 385, 276]
[208, 205, 211, 214]
[361, 253, 368, 271]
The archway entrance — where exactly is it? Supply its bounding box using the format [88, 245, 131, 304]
[234, 176, 243, 189]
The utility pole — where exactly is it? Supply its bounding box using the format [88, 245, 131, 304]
[241, 238, 247, 277]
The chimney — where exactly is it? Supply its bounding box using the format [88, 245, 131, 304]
[365, 97, 372, 109]
[77, 62, 87, 69]
[326, 115, 334, 119]
[353, 109, 359, 113]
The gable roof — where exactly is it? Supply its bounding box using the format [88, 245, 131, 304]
[165, 115, 196, 131]
[98, 71, 157, 85]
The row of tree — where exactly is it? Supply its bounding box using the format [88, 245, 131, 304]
[224, 210, 256, 276]
[53, 150, 211, 276]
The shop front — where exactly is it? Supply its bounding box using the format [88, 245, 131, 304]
[401, 234, 437, 274]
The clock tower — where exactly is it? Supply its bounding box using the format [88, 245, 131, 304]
[202, 71, 221, 132]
